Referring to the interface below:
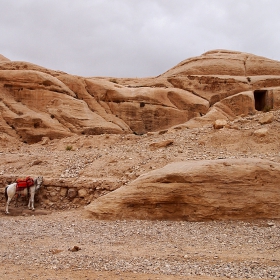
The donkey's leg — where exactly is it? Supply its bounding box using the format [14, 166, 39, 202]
[14, 193, 19, 207]
[5, 197, 12, 214]
[28, 189, 35, 210]
[28, 195, 32, 210]
[5, 184, 16, 214]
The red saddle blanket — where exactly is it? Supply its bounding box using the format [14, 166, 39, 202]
[16, 177, 34, 189]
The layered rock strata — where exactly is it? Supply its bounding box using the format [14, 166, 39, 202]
[1, 50, 280, 143]
[86, 158, 280, 221]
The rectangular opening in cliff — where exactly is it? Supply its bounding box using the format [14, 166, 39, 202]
[254, 90, 266, 111]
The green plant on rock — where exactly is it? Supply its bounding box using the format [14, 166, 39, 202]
[66, 145, 73, 151]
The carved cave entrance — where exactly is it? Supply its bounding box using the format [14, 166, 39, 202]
[254, 90, 268, 111]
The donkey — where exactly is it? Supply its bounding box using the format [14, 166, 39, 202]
[4, 176, 44, 214]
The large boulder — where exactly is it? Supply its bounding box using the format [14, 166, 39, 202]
[85, 158, 280, 221]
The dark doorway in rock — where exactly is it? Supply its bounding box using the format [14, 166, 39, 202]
[254, 90, 267, 111]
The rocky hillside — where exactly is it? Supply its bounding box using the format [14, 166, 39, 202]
[1, 49, 280, 144]
[1, 50, 280, 221]
[1, 108, 280, 219]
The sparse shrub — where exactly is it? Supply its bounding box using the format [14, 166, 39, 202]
[66, 145, 73, 151]
[110, 79, 118, 84]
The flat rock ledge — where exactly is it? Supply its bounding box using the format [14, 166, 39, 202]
[85, 158, 280, 221]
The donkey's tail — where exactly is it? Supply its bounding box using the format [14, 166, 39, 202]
[5, 186, 8, 202]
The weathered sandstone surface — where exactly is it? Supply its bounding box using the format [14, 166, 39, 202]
[85, 158, 280, 220]
[1, 49, 280, 143]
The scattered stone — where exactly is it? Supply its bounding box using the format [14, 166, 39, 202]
[49, 249, 63, 254]
[267, 222, 275, 227]
[41, 137, 50, 145]
[31, 160, 42, 166]
[213, 119, 228, 129]
[0, 211, 279, 279]
[69, 246, 81, 252]
[259, 113, 274, 125]
[149, 140, 174, 150]
[158, 130, 168, 135]
[253, 128, 268, 137]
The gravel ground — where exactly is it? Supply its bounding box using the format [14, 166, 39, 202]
[0, 209, 279, 279]
[1, 111, 280, 279]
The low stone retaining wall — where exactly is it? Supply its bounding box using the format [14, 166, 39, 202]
[0, 176, 123, 211]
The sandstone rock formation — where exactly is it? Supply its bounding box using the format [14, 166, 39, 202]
[0, 54, 10, 62]
[1, 49, 280, 143]
[2, 50, 280, 222]
[85, 158, 280, 221]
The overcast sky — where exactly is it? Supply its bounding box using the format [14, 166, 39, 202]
[0, 0, 280, 77]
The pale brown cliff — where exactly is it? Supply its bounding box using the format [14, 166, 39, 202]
[1, 49, 280, 143]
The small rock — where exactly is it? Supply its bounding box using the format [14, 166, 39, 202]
[149, 140, 174, 150]
[259, 113, 274, 125]
[67, 188, 78, 199]
[253, 128, 268, 137]
[69, 246, 81, 252]
[213, 119, 228, 129]
[78, 188, 88, 198]
[267, 222, 275, 227]
[41, 137, 50, 145]
[60, 188, 68, 197]
[31, 160, 42, 166]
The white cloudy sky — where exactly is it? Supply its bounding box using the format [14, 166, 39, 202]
[0, 0, 280, 77]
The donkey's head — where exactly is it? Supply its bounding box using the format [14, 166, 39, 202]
[35, 176, 44, 191]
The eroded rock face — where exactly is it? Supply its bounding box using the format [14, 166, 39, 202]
[0, 54, 10, 62]
[161, 49, 280, 76]
[85, 158, 280, 221]
[1, 49, 280, 142]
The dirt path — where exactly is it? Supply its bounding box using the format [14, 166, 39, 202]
[0, 207, 279, 279]
[1, 264, 226, 280]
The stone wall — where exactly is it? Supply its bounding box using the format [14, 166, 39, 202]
[0, 177, 120, 211]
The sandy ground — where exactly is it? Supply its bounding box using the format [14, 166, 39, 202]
[0, 207, 279, 280]
[1, 265, 223, 280]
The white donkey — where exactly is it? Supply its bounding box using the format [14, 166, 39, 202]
[4, 176, 44, 214]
